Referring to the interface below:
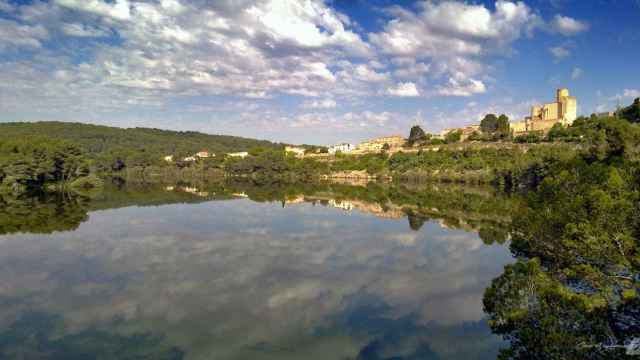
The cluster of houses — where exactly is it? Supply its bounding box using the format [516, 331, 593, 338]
[163, 150, 249, 163]
[163, 88, 581, 164]
[285, 135, 407, 158]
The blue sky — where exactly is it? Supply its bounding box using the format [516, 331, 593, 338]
[0, 0, 639, 145]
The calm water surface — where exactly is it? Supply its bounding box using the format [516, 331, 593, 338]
[0, 183, 515, 359]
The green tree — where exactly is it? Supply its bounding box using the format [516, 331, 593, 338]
[444, 130, 462, 143]
[480, 114, 499, 133]
[408, 125, 427, 145]
[495, 114, 510, 139]
[618, 97, 640, 123]
[546, 123, 568, 141]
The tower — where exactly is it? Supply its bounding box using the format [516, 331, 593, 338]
[557, 88, 570, 102]
[556, 88, 576, 125]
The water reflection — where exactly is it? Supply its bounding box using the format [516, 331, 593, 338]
[0, 181, 516, 359]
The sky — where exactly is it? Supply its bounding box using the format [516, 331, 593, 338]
[0, 0, 639, 145]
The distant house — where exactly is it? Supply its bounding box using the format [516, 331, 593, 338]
[356, 135, 405, 152]
[441, 124, 480, 141]
[183, 156, 196, 162]
[285, 146, 306, 157]
[196, 150, 212, 158]
[329, 199, 354, 211]
[227, 152, 249, 158]
[163, 155, 174, 162]
[328, 143, 355, 154]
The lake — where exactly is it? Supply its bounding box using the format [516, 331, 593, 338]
[0, 181, 516, 359]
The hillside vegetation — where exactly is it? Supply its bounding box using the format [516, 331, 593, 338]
[0, 121, 282, 156]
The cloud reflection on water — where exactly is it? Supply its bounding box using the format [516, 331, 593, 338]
[0, 196, 513, 359]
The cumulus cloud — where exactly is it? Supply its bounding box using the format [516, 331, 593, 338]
[437, 75, 486, 97]
[61, 22, 110, 37]
[2, 0, 376, 104]
[369, 1, 539, 100]
[549, 46, 570, 59]
[387, 82, 420, 97]
[0, 19, 48, 50]
[550, 15, 589, 36]
[371, 1, 540, 58]
[301, 98, 337, 109]
[54, 0, 132, 21]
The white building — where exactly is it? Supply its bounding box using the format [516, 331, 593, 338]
[196, 150, 212, 158]
[285, 146, 306, 157]
[329, 199, 354, 211]
[227, 152, 249, 158]
[163, 155, 174, 162]
[328, 143, 355, 154]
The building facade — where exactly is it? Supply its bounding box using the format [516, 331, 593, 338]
[512, 88, 577, 135]
[356, 135, 405, 152]
[227, 152, 249, 158]
[285, 146, 306, 157]
[440, 124, 481, 141]
[328, 143, 355, 154]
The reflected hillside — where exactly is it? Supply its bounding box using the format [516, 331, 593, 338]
[0, 180, 520, 237]
[0, 183, 514, 359]
[0, 193, 90, 235]
[216, 180, 519, 240]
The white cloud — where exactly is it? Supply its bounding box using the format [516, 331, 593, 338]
[624, 89, 640, 98]
[437, 75, 486, 97]
[0, 19, 48, 50]
[549, 46, 570, 59]
[55, 0, 132, 21]
[61, 23, 110, 37]
[571, 67, 582, 80]
[370, 1, 539, 99]
[387, 82, 420, 97]
[301, 98, 337, 109]
[245, 0, 372, 56]
[371, 1, 540, 58]
[352, 64, 389, 82]
[550, 15, 589, 36]
[394, 61, 430, 79]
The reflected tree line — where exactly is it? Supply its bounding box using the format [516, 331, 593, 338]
[0, 178, 517, 238]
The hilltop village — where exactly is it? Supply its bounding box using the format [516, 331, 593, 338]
[312, 87, 582, 156]
[170, 88, 587, 164]
[169, 88, 589, 164]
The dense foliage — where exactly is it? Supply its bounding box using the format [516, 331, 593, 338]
[0, 137, 97, 193]
[484, 116, 640, 359]
[0, 122, 283, 173]
[478, 113, 511, 140]
[224, 150, 329, 183]
[618, 98, 640, 123]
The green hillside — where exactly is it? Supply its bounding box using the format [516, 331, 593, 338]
[0, 121, 283, 155]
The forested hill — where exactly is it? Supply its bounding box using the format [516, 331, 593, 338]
[0, 121, 283, 155]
